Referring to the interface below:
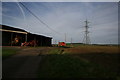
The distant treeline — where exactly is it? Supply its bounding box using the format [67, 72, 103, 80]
[66, 43, 119, 46]
[53, 43, 119, 46]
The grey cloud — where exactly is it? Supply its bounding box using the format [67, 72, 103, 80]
[2, 2, 118, 44]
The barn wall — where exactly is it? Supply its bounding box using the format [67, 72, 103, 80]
[0, 31, 2, 46]
[2, 31, 26, 46]
[1, 26, 52, 46]
[24, 33, 52, 46]
[2, 31, 11, 46]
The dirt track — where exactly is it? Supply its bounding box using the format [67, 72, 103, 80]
[2, 47, 50, 78]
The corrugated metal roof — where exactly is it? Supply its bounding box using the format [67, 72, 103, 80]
[0, 25, 27, 32]
[0, 25, 52, 38]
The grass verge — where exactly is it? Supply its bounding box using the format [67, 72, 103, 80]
[38, 54, 117, 78]
[2, 47, 20, 60]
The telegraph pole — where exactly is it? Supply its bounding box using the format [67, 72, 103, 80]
[65, 33, 66, 43]
[54, 40, 57, 44]
[71, 37, 73, 47]
[71, 37, 72, 44]
[83, 20, 91, 44]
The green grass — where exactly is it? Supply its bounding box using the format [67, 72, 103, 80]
[2, 47, 20, 59]
[37, 46, 118, 78]
[38, 53, 117, 78]
[48, 48, 60, 54]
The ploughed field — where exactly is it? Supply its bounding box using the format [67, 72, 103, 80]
[2, 45, 119, 78]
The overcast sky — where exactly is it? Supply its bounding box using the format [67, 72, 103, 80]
[1, 2, 118, 44]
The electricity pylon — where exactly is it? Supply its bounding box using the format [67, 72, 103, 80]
[82, 20, 91, 44]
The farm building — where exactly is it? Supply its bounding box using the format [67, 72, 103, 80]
[0, 25, 52, 46]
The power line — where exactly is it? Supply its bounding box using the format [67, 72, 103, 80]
[19, 2, 61, 35]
